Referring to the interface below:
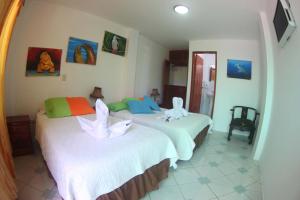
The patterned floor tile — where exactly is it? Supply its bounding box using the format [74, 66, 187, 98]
[29, 172, 55, 192]
[226, 172, 257, 187]
[160, 173, 177, 187]
[14, 153, 43, 169]
[194, 164, 225, 180]
[15, 165, 37, 184]
[149, 185, 184, 200]
[244, 181, 262, 200]
[234, 185, 247, 194]
[16, 179, 27, 193]
[209, 161, 219, 167]
[218, 191, 250, 200]
[173, 168, 200, 184]
[45, 186, 63, 200]
[207, 176, 236, 196]
[204, 153, 228, 164]
[216, 160, 237, 175]
[177, 160, 194, 169]
[190, 156, 209, 167]
[18, 185, 43, 200]
[238, 167, 249, 174]
[179, 181, 217, 200]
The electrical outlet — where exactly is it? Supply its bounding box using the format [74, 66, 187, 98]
[61, 74, 67, 81]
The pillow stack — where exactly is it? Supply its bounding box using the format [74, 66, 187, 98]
[107, 97, 140, 112]
[143, 96, 161, 111]
[111, 96, 161, 114]
[45, 97, 95, 118]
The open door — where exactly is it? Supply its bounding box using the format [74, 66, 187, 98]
[189, 54, 203, 113]
[189, 51, 217, 117]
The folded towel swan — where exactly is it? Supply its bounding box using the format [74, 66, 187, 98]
[164, 97, 188, 121]
[77, 99, 132, 139]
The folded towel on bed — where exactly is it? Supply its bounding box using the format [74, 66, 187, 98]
[164, 97, 188, 121]
[77, 99, 132, 139]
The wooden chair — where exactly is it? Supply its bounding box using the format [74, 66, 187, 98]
[227, 106, 260, 144]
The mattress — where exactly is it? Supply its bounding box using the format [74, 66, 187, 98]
[35, 112, 178, 200]
[110, 109, 212, 160]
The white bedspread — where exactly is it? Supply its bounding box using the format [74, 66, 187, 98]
[110, 109, 212, 160]
[35, 112, 178, 200]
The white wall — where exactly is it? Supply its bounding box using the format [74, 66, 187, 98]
[253, 12, 274, 161]
[169, 66, 188, 86]
[259, 0, 300, 199]
[4, 0, 165, 118]
[187, 40, 261, 132]
[134, 35, 168, 99]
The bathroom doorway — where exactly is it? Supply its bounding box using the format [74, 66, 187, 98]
[189, 51, 217, 117]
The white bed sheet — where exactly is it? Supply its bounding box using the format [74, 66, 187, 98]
[35, 112, 178, 200]
[110, 109, 212, 160]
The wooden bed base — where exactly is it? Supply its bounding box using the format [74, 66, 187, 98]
[97, 159, 170, 200]
[193, 125, 210, 151]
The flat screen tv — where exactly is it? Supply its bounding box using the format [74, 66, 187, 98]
[273, 0, 296, 47]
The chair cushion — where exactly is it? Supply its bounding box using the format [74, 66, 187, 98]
[230, 119, 254, 131]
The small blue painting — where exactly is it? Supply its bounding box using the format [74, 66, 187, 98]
[227, 59, 252, 80]
[66, 37, 98, 65]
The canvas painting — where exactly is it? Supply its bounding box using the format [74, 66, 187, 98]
[66, 37, 98, 65]
[26, 47, 62, 76]
[227, 59, 252, 80]
[102, 31, 127, 56]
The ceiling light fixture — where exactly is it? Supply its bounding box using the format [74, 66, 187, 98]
[174, 5, 189, 15]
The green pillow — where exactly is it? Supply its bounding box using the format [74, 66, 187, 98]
[44, 97, 71, 118]
[107, 101, 128, 112]
[122, 97, 140, 104]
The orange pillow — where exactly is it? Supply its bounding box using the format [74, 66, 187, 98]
[66, 97, 95, 116]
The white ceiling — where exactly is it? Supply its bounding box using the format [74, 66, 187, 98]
[45, 0, 262, 49]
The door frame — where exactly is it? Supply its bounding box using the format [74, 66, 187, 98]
[189, 51, 217, 118]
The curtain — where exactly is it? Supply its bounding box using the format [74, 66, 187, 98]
[0, 0, 23, 199]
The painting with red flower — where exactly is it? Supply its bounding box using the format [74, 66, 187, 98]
[25, 47, 62, 76]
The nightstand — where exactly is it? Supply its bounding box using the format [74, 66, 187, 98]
[6, 115, 33, 156]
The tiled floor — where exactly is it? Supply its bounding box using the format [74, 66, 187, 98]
[15, 132, 262, 200]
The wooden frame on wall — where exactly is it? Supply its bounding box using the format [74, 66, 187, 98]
[0, 0, 24, 199]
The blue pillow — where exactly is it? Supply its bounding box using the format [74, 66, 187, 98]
[143, 96, 161, 111]
[127, 100, 154, 114]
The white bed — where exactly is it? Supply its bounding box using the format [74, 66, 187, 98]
[35, 111, 178, 200]
[110, 109, 212, 160]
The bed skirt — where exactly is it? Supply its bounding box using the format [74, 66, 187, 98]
[194, 125, 210, 151]
[45, 158, 170, 200]
[97, 159, 170, 200]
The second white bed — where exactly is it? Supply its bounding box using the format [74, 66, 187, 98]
[110, 109, 212, 160]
